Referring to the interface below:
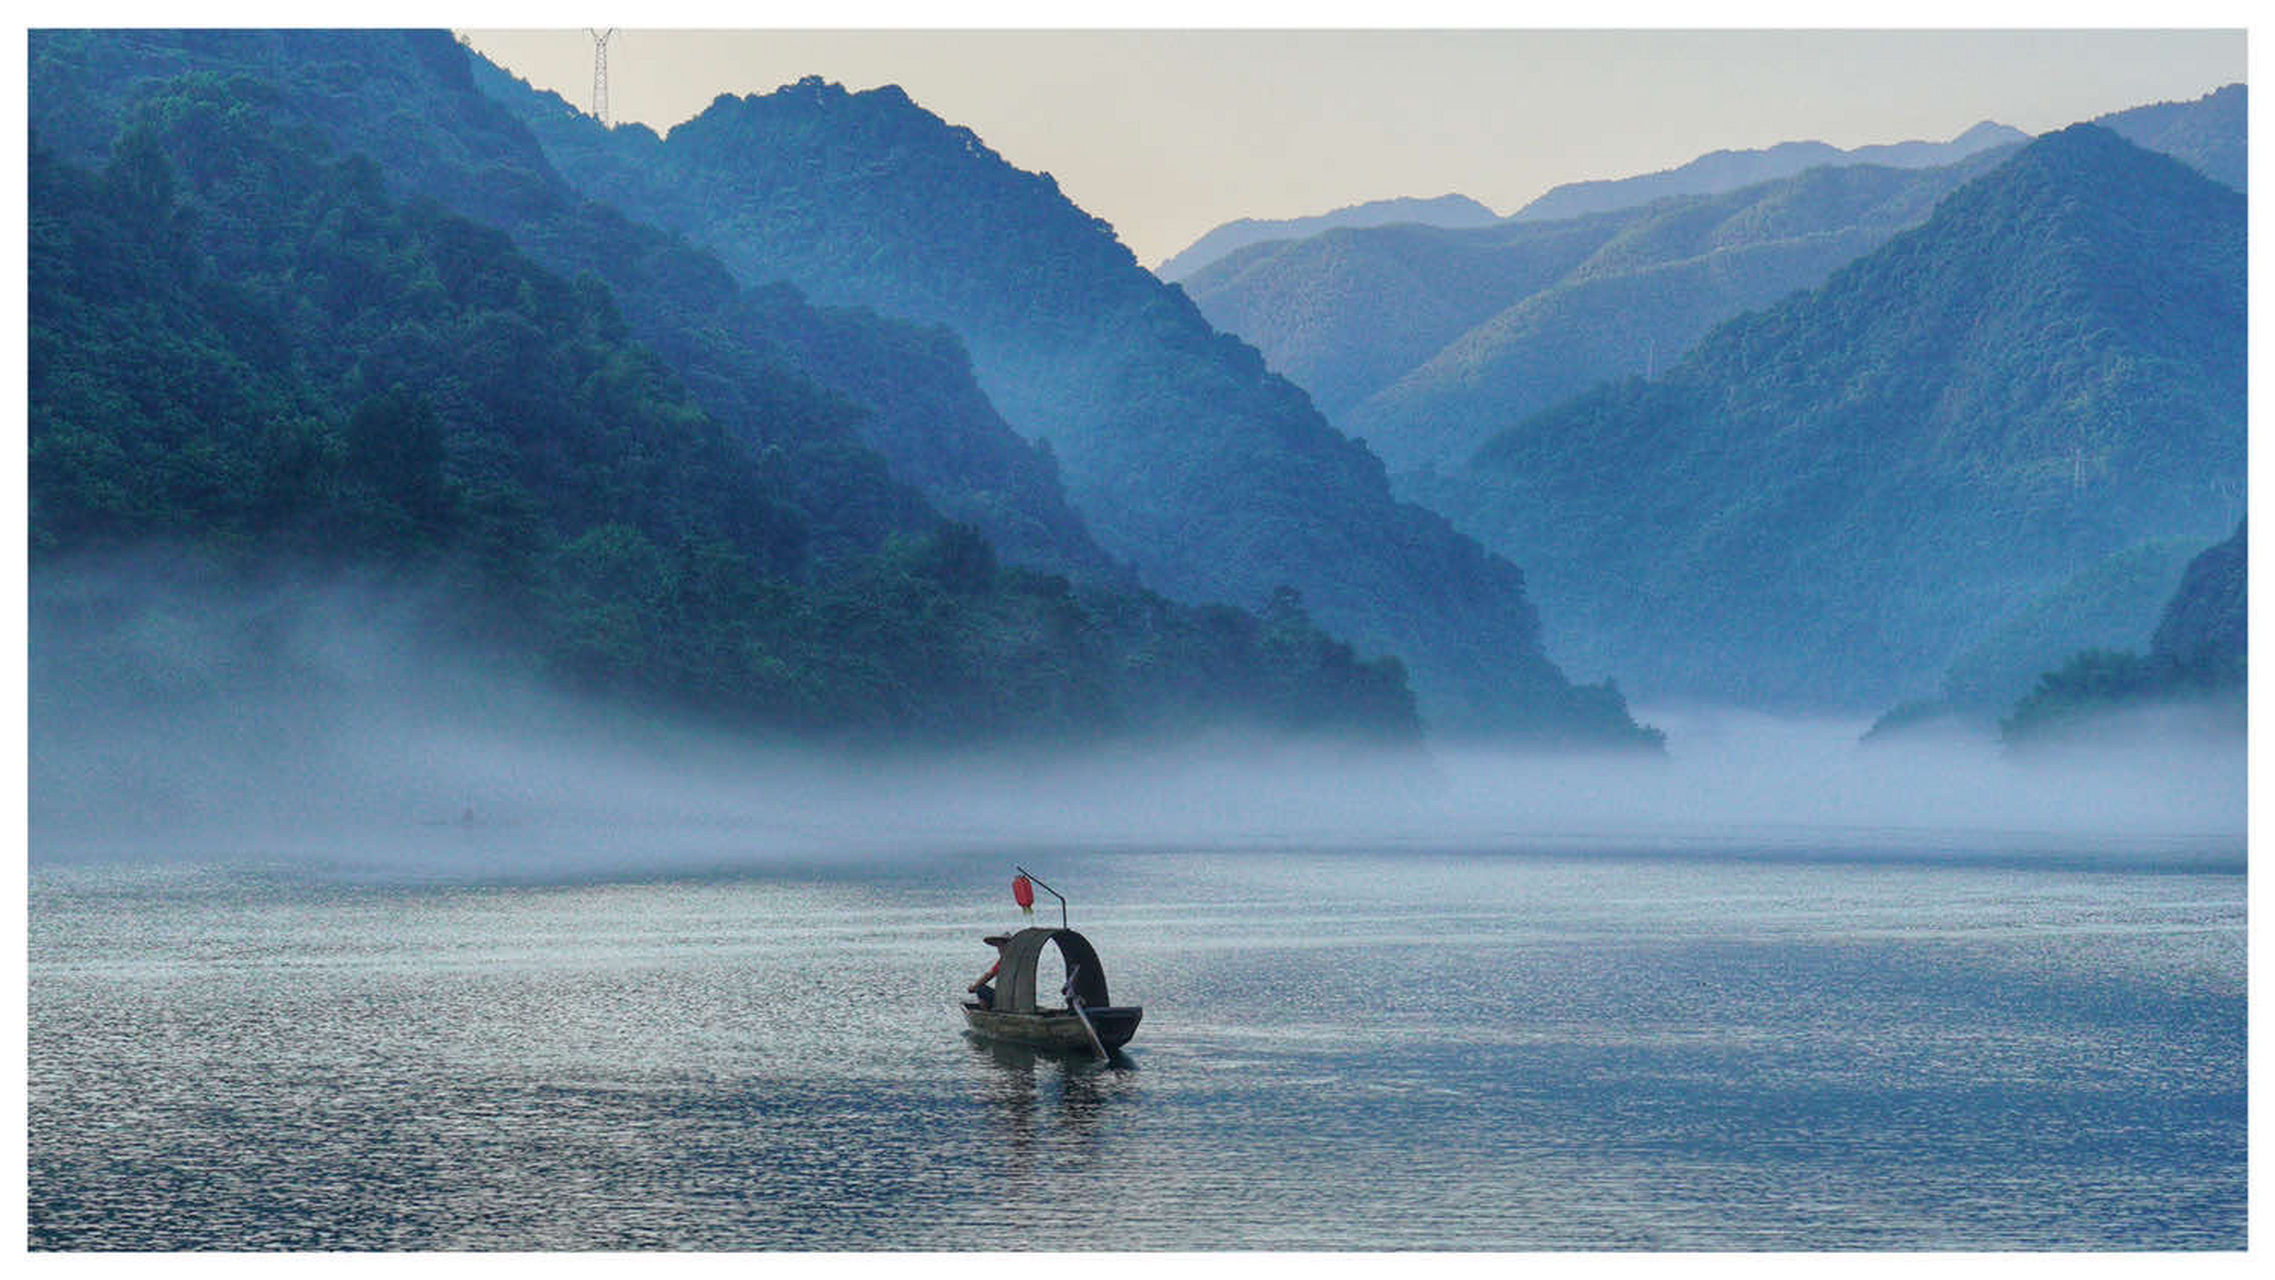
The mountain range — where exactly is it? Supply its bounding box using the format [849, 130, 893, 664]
[1429, 124, 2244, 708]
[28, 30, 1118, 583]
[1183, 88, 2240, 480]
[1187, 147, 2018, 468]
[26, 31, 2244, 745]
[1156, 193, 1499, 282]
[25, 32, 1428, 745]
[28, 29, 1659, 748]
[1509, 120, 2029, 223]
[476, 66, 1652, 739]
[1158, 121, 2036, 289]
[1936, 538, 2209, 718]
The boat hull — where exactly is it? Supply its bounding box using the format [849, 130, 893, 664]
[961, 1002, 1142, 1052]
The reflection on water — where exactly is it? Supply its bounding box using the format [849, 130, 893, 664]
[966, 1034, 1132, 1172]
[28, 847, 2246, 1249]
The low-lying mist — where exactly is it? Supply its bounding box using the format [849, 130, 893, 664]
[31, 560, 2246, 878]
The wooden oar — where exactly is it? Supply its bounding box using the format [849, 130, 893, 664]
[1065, 965, 1110, 1062]
[1070, 995, 1109, 1062]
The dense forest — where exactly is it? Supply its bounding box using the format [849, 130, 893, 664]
[28, 43, 1432, 747]
[30, 31, 1130, 585]
[1437, 125, 2245, 708]
[478, 64, 1657, 742]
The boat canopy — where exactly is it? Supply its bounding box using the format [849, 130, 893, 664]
[995, 926, 1113, 1014]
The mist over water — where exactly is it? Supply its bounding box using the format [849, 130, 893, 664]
[30, 561, 2243, 876]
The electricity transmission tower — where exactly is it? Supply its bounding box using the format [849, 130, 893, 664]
[587, 28, 617, 125]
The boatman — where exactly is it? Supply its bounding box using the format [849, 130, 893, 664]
[968, 934, 1011, 1009]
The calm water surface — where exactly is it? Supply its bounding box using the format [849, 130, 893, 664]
[28, 844, 2246, 1249]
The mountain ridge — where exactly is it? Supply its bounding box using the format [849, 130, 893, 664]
[31, 30, 1131, 585]
[2094, 83, 2246, 191]
[1511, 120, 2028, 223]
[1156, 192, 1499, 282]
[483, 67, 1659, 741]
[1188, 147, 2017, 464]
[1442, 124, 2245, 708]
[27, 31, 1434, 747]
[1180, 89, 2237, 480]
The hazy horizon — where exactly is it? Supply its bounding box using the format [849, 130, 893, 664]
[456, 27, 2244, 266]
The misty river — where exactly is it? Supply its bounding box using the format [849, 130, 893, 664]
[28, 834, 2244, 1250]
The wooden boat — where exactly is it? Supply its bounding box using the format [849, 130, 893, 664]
[960, 925, 1142, 1055]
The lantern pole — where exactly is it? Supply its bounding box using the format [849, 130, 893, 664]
[1015, 866, 1068, 929]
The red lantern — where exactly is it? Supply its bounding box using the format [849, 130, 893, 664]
[1012, 874, 1035, 915]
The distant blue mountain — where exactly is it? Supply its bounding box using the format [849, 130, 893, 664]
[1187, 147, 2015, 457]
[1432, 125, 2245, 709]
[1156, 193, 1499, 282]
[1183, 86, 2242, 478]
[1510, 121, 2028, 223]
[2094, 83, 2245, 191]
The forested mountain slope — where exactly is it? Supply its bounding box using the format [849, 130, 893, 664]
[28, 38, 1426, 746]
[2095, 83, 2246, 192]
[31, 29, 1123, 583]
[2001, 520, 2246, 743]
[2150, 520, 2248, 679]
[1939, 539, 2209, 717]
[1349, 153, 2026, 472]
[481, 67, 1657, 741]
[1437, 126, 2245, 708]
[1181, 209, 1635, 426]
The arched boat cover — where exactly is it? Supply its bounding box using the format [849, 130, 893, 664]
[996, 927, 1113, 1013]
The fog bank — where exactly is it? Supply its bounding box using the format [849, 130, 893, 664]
[30, 564, 2245, 877]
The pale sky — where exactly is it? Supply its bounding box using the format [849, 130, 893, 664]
[457, 26, 2245, 268]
